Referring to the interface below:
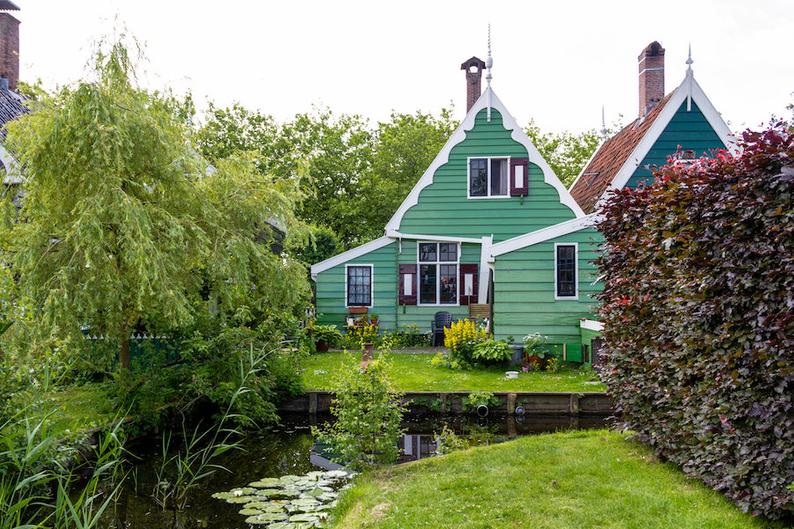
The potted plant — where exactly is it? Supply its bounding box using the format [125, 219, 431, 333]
[523, 332, 548, 367]
[354, 320, 379, 367]
[310, 324, 343, 352]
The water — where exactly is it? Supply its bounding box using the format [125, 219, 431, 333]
[105, 413, 608, 529]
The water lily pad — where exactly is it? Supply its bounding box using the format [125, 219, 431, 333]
[289, 513, 320, 523]
[230, 487, 257, 496]
[244, 501, 285, 512]
[244, 512, 288, 525]
[210, 491, 235, 500]
[326, 470, 349, 478]
[238, 508, 264, 516]
[226, 495, 261, 504]
[249, 478, 282, 488]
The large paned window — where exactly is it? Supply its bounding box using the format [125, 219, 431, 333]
[418, 242, 459, 305]
[555, 244, 577, 299]
[469, 157, 509, 198]
[346, 265, 372, 306]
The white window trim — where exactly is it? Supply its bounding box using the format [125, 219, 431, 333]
[467, 156, 512, 199]
[554, 242, 579, 300]
[345, 264, 374, 308]
[417, 241, 460, 307]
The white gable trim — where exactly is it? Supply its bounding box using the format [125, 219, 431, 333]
[0, 144, 21, 185]
[603, 73, 736, 201]
[385, 229, 482, 244]
[580, 319, 604, 332]
[384, 88, 584, 234]
[489, 214, 598, 259]
[310, 236, 393, 280]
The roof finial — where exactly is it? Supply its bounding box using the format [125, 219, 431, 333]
[486, 23, 493, 121]
[685, 43, 694, 111]
[600, 105, 609, 139]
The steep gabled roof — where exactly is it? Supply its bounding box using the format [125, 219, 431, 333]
[569, 71, 735, 213]
[0, 88, 26, 132]
[385, 86, 585, 235]
[570, 94, 672, 213]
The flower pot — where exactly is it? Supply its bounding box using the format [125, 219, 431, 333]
[361, 342, 375, 369]
[316, 340, 330, 353]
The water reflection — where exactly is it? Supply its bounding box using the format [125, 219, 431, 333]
[107, 413, 608, 529]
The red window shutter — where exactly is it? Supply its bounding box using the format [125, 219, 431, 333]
[399, 264, 417, 305]
[510, 157, 529, 197]
[459, 264, 479, 305]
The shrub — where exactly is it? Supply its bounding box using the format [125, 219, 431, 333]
[384, 324, 431, 348]
[464, 391, 499, 412]
[522, 332, 549, 358]
[471, 339, 511, 365]
[596, 123, 793, 519]
[545, 356, 560, 373]
[309, 324, 343, 348]
[443, 319, 488, 368]
[313, 352, 405, 470]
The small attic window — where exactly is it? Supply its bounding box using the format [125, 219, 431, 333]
[469, 157, 509, 198]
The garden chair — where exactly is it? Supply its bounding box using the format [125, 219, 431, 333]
[431, 311, 453, 347]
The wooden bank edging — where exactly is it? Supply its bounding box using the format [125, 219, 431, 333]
[280, 391, 613, 416]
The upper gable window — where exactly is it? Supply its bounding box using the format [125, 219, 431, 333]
[469, 157, 509, 198]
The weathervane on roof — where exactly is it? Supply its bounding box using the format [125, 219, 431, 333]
[486, 23, 493, 122]
[685, 43, 694, 112]
[600, 105, 609, 139]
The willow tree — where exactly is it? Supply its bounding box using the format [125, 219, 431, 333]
[3, 43, 209, 369]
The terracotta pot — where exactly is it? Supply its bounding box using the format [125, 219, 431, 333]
[361, 342, 374, 369]
[316, 340, 330, 353]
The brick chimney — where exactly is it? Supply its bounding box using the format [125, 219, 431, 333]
[0, 1, 19, 92]
[638, 41, 665, 118]
[461, 56, 486, 112]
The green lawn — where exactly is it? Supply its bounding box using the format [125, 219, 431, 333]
[331, 430, 775, 529]
[302, 351, 606, 393]
[36, 383, 116, 442]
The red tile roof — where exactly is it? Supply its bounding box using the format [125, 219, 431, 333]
[570, 93, 673, 213]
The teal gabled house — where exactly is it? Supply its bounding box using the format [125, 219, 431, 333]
[311, 42, 734, 364]
[570, 42, 735, 213]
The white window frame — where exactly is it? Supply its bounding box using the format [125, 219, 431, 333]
[467, 156, 512, 199]
[345, 263, 374, 308]
[553, 242, 578, 300]
[417, 242, 460, 307]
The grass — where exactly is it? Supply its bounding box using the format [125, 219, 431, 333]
[302, 351, 606, 393]
[31, 383, 116, 442]
[331, 430, 776, 529]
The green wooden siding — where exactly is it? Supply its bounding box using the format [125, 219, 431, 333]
[397, 109, 577, 242]
[492, 228, 603, 344]
[627, 101, 726, 188]
[315, 241, 398, 330]
[314, 240, 482, 333]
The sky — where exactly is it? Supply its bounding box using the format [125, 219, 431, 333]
[14, 0, 794, 133]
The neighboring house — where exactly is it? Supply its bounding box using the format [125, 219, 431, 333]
[311, 54, 602, 362]
[570, 41, 735, 213]
[311, 41, 736, 364]
[0, 1, 26, 189]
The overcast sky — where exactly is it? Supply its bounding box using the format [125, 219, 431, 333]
[15, 0, 794, 133]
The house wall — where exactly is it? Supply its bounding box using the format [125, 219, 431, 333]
[314, 240, 482, 333]
[315, 241, 398, 330]
[397, 108, 577, 243]
[492, 228, 603, 344]
[627, 100, 727, 188]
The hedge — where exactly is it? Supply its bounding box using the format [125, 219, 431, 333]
[596, 122, 793, 520]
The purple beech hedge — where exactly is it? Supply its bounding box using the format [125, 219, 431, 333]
[596, 122, 793, 520]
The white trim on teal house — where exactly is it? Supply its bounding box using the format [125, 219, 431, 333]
[489, 214, 598, 259]
[553, 242, 579, 300]
[385, 87, 585, 235]
[344, 263, 374, 308]
[580, 319, 604, 332]
[311, 236, 392, 280]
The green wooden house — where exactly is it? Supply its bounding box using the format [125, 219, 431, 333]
[311, 42, 734, 365]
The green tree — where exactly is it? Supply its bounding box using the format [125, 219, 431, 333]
[364, 108, 458, 229]
[524, 119, 608, 187]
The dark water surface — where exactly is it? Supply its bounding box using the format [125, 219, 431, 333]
[106, 413, 608, 529]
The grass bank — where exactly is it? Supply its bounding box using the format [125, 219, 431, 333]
[331, 430, 774, 529]
[302, 351, 606, 393]
[21, 383, 116, 443]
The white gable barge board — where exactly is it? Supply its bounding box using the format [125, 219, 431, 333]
[386, 230, 483, 244]
[489, 214, 599, 259]
[580, 319, 604, 332]
[384, 87, 585, 234]
[310, 236, 393, 280]
[605, 73, 737, 196]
